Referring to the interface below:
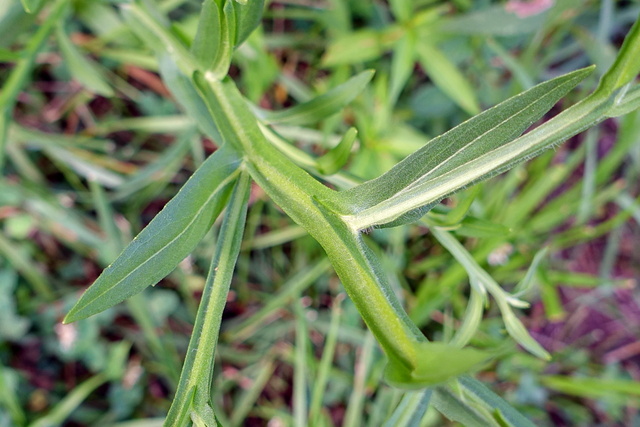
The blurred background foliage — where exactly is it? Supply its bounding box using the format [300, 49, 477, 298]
[1, 0, 640, 425]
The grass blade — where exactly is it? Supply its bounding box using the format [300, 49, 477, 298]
[456, 375, 537, 427]
[0, 0, 68, 169]
[382, 390, 432, 427]
[415, 41, 480, 115]
[56, 22, 114, 96]
[259, 70, 374, 125]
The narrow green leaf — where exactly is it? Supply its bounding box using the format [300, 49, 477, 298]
[293, 300, 309, 427]
[382, 390, 432, 427]
[431, 387, 492, 426]
[317, 127, 357, 175]
[29, 374, 109, 427]
[309, 293, 343, 425]
[122, 2, 199, 76]
[64, 144, 242, 323]
[159, 56, 222, 141]
[0, 3, 36, 49]
[332, 66, 594, 229]
[322, 28, 401, 67]
[513, 247, 548, 296]
[191, 0, 222, 70]
[439, 4, 550, 36]
[260, 70, 374, 125]
[415, 41, 480, 115]
[607, 83, 640, 117]
[384, 342, 488, 389]
[56, 24, 114, 96]
[451, 216, 512, 238]
[541, 375, 640, 399]
[234, 0, 264, 45]
[596, 13, 640, 95]
[389, 0, 413, 22]
[0, 364, 26, 426]
[208, 0, 237, 78]
[450, 289, 484, 348]
[389, 32, 417, 105]
[0, 0, 68, 169]
[498, 300, 550, 360]
[457, 376, 537, 427]
[20, 0, 42, 13]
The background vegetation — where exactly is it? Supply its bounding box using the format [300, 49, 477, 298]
[1, 0, 640, 425]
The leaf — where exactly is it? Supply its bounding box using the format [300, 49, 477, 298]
[415, 41, 480, 115]
[431, 387, 493, 426]
[439, 4, 550, 36]
[234, 0, 264, 45]
[541, 376, 640, 399]
[450, 288, 484, 348]
[159, 56, 222, 141]
[329, 66, 594, 229]
[322, 28, 402, 67]
[498, 300, 550, 360]
[596, 14, 640, 94]
[384, 342, 489, 389]
[607, 84, 640, 118]
[457, 376, 537, 427]
[382, 390, 432, 427]
[56, 24, 114, 96]
[316, 127, 357, 175]
[191, 0, 222, 70]
[389, 0, 413, 22]
[209, 0, 237, 78]
[0, 0, 68, 168]
[389, 32, 417, 105]
[20, 0, 42, 14]
[64, 144, 242, 323]
[451, 217, 512, 238]
[259, 70, 374, 125]
[166, 173, 250, 424]
[513, 247, 548, 296]
[121, 2, 199, 75]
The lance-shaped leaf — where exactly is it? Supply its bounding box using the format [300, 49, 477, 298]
[316, 127, 357, 175]
[159, 56, 222, 141]
[596, 15, 640, 95]
[326, 66, 594, 229]
[56, 24, 114, 97]
[416, 41, 480, 115]
[259, 70, 374, 125]
[191, 0, 222, 70]
[234, 0, 264, 46]
[64, 144, 242, 323]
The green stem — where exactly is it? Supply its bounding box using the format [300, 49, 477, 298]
[165, 172, 251, 426]
[194, 74, 426, 371]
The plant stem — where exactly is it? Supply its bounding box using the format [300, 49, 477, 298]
[165, 172, 251, 426]
[195, 75, 427, 371]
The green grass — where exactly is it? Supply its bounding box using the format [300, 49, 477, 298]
[1, 0, 640, 426]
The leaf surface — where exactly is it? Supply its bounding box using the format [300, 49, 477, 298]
[329, 66, 593, 229]
[234, 0, 264, 45]
[64, 144, 242, 323]
[259, 70, 374, 125]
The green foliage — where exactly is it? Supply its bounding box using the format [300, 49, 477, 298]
[2, 0, 640, 426]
